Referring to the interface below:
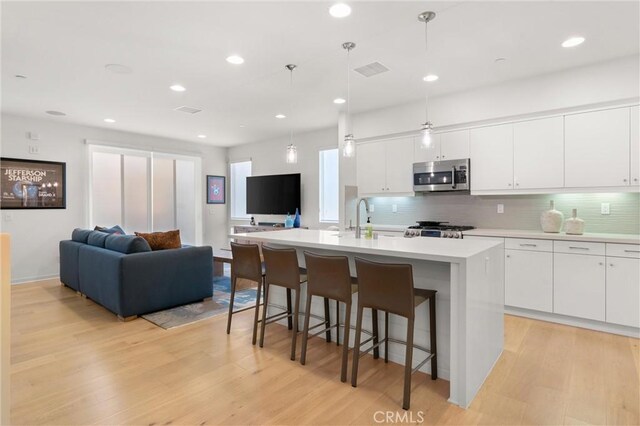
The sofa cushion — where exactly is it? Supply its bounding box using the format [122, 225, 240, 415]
[105, 234, 152, 254]
[94, 225, 126, 235]
[134, 230, 182, 250]
[71, 228, 92, 243]
[87, 231, 109, 247]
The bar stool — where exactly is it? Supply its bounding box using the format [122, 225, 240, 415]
[260, 246, 330, 361]
[300, 251, 359, 382]
[351, 257, 437, 411]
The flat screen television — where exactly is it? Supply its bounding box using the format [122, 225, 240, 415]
[246, 173, 301, 215]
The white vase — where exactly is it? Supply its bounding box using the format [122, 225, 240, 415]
[565, 209, 585, 235]
[540, 200, 564, 233]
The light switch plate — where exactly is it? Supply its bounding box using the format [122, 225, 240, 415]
[392, 204, 398, 213]
[601, 203, 610, 215]
[497, 204, 504, 214]
[28, 145, 39, 154]
[3, 213, 12, 222]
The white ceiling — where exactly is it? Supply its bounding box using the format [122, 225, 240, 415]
[2, 1, 639, 147]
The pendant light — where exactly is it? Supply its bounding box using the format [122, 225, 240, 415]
[418, 11, 436, 149]
[285, 64, 298, 164]
[342, 42, 356, 158]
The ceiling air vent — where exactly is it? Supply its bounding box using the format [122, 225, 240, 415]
[354, 62, 390, 78]
[174, 105, 202, 114]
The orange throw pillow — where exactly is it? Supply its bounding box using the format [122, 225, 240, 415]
[134, 230, 182, 251]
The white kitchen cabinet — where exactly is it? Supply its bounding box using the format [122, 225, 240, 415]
[441, 130, 470, 161]
[564, 108, 630, 188]
[554, 253, 606, 321]
[357, 137, 414, 196]
[385, 137, 415, 193]
[606, 257, 640, 328]
[505, 249, 553, 312]
[513, 117, 564, 189]
[414, 133, 441, 162]
[414, 130, 470, 163]
[470, 124, 514, 191]
[356, 141, 386, 195]
[631, 106, 639, 186]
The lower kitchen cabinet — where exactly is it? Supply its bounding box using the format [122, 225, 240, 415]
[606, 257, 640, 328]
[553, 253, 606, 321]
[505, 249, 553, 312]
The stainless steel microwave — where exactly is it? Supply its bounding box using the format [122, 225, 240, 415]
[413, 159, 470, 192]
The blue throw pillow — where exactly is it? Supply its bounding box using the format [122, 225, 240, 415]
[94, 225, 126, 235]
[71, 228, 92, 243]
[87, 231, 109, 248]
[105, 235, 152, 254]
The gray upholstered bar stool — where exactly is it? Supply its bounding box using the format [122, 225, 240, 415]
[260, 245, 333, 361]
[300, 251, 360, 382]
[351, 257, 438, 411]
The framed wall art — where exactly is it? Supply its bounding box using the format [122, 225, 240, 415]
[0, 158, 66, 209]
[206, 175, 225, 204]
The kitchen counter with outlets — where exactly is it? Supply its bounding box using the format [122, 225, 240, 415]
[230, 228, 505, 408]
[464, 228, 640, 244]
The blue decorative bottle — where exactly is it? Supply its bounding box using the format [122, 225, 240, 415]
[293, 208, 301, 228]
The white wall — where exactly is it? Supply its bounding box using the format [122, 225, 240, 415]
[0, 113, 228, 283]
[352, 55, 640, 139]
[227, 127, 338, 230]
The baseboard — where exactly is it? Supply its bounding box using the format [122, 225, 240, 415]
[505, 306, 640, 338]
[11, 274, 59, 285]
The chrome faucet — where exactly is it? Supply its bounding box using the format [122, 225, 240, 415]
[355, 198, 370, 239]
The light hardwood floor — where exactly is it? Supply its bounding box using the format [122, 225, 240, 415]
[10, 279, 640, 425]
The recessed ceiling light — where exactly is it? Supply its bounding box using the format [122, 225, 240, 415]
[197, 134, 207, 139]
[333, 98, 346, 104]
[15, 74, 27, 79]
[104, 118, 116, 123]
[239, 124, 246, 128]
[329, 3, 351, 18]
[45, 110, 66, 116]
[170, 84, 186, 92]
[562, 36, 585, 48]
[494, 57, 507, 64]
[105, 64, 133, 74]
[423, 74, 439, 82]
[275, 114, 286, 119]
[226, 55, 244, 65]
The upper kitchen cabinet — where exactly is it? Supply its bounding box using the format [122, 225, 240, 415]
[631, 106, 639, 186]
[414, 130, 469, 163]
[565, 108, 630, 188]
[440, 130, 470, 161]
[470, 123, 514, 191]
[357, 137, 414, 196]
[513, 117, 564, 189]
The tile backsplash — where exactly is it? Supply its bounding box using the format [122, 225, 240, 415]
[366, 192, 640, 234]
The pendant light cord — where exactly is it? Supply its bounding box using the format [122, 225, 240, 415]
[289, 66, 294, 144]
[424, 20, 429, 124]
[346, 46, 351, 136]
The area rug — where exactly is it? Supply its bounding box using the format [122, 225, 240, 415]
[141, 276, 259, 329]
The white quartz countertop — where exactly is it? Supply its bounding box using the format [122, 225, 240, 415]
[230, 228, 502, 263]
[463, 228, 640, 244]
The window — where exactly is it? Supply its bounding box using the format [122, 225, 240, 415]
[89, 145, 202, 245]
[230, 160, 252, 219]
[319, 148, 339, 222]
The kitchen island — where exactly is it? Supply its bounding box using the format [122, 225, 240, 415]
[230, 228, 504, 408]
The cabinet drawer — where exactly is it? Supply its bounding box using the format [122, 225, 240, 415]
[606, 243, 640, 259]
[554, 240, 605, 256]
[505, 238, 553, 252]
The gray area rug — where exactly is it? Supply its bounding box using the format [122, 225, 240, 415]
[141, 275, 258, 329]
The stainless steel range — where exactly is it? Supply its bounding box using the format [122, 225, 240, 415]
[404, 221, 475, 239]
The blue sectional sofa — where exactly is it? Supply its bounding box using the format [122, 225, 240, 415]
[60, 229, 213, 319]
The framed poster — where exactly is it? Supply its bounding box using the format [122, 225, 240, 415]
[206, 175, 225, 204]
[0, 158, 66, 209]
